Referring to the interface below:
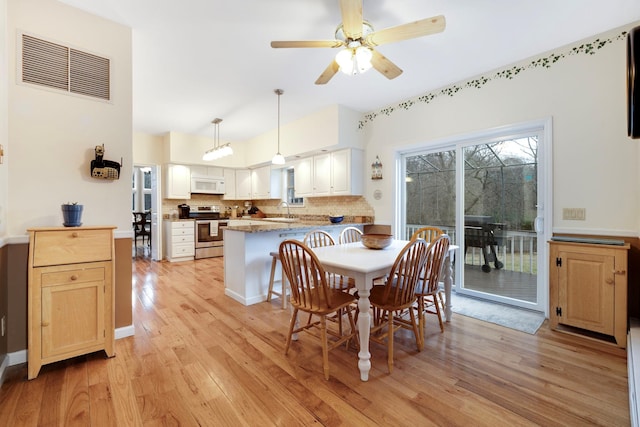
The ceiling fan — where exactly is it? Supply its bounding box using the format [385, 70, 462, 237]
[270, 0, 445, 85]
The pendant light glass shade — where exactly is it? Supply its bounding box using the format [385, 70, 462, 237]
[203, 118, 233, 161]
[272, 89, 285, 165]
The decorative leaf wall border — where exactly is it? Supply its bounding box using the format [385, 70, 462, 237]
[358, 30, 627, 130]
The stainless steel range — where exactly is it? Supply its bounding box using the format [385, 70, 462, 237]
[190, 206, 228, 259]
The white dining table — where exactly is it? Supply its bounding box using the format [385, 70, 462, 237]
[311, 239, 458, 381]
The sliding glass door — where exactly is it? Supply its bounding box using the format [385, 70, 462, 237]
[401, 121, 549, 312]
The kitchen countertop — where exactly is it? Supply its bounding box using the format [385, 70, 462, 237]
[225, 219, 369, 233]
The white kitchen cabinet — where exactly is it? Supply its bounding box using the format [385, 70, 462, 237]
[223, 168, 237, 200]
[294, 149, 363, 197]
[190, 166, 224, 177]
[163, 220, 195, 262]
[251, 165, 282, 200]
[235, 169, 252, 200]
[292, 157, 313, 197]
[164, 164, 191, 199]
[313, 153, 332, 196]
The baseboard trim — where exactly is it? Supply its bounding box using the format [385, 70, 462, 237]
[8, 349, 27, 366]
[115, 324, 135, 339]
[0, 354, 8, 387]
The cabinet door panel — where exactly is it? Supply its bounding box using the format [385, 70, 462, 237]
[313, 154, 331, 196]
[41, 280, 105, 359]
[558, 250, 615, 335]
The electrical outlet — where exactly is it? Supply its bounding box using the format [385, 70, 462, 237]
[562, 208, 586, 221]
[1, 315, 5, 337]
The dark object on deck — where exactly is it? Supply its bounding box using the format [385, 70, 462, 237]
[464, 215, 504, 273]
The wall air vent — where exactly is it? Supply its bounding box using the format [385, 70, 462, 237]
[21, 34, 110, 101]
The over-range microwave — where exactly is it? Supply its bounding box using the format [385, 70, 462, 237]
[191, 174, 225, 195]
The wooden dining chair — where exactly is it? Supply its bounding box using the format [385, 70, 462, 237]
[410, 226, 444, 243]
[133, 211, 152, 247]
[368, 238, 430, 373]
[303, 229, 335, 248]
[339, 226, 363, 244]
[413, 235, 450, 348]
[409, 226, 445, 312]
[279, 239, 358, 380]
[303, 229, 350, 291]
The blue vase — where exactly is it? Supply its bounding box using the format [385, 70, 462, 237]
[62, 204, 83, 227]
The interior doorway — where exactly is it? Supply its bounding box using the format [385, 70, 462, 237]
[132, 165, 161, 260]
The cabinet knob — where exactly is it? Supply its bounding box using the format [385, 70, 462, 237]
[606, 278, 615, 285]
[72, 232, 79, 238]
[70, 275, 78, 281]
[614, 269, 627, 275]
[41, 321, 49, 327]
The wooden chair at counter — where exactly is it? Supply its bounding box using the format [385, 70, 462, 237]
[133, 211, 151, 247]
[339, 227, 363, 244]
[279, 239, 358, 380]
[266, 251, 288, 309]
[367, 238, 429, 373]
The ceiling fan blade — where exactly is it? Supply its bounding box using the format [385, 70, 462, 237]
[371, 49, 403, 80]
[366, 15, 446, 46]
[340, 0, 363, 39]
[271, 40, 344, 49]
[315, 60, 340, 85]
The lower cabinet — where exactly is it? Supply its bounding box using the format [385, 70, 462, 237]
[549, 239, 629, 348]
[27, 226, 115, 380]
[164, 220, 195, 261]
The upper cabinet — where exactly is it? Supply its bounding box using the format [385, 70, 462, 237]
[190, 166, 224, 177]
[223, 169, 237, 200]
[235, 169, 252, 200]
[294, 149, 363, 198]
[164, 164, 191, 199]
[251, 165, 282, 200]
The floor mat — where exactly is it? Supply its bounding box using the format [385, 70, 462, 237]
[450, 292, 545, 334]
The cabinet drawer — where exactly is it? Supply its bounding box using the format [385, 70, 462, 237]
[32, 229, 112, 266]
[172, 234, 194, 244]
[40, 266, 105, 287]
[171, 221, 193, 230]
[172, 227, 194, 237]
[173, 243, 195, 256]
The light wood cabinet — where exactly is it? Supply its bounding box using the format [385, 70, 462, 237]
[164, 220, 195, 262]
[164, 164, 191, 199]
[549, 239, 629, 348]
[27, 226, 116, 379]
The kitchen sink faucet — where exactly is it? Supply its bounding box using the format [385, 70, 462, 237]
[278, 201, 291, 218]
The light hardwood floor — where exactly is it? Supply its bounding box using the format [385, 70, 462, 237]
[0, 256, 630, 426]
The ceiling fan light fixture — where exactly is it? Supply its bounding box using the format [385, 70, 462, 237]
[202, 118, 233, 161]
[336, 48, 355, 75]
[355, 46, 373, 72]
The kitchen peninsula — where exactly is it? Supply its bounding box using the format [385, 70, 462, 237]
[223, 219, 365, 305]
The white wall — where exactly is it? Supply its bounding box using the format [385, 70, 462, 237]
[7, 0, 132, 236]
[362, 23, 639, 236]
[0, 0, 8, 238]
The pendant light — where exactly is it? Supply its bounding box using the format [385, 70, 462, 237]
[272, 89, 285, 165]
[203, 118, 233, 161]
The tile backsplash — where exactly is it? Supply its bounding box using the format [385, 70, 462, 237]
[162, 194, 374, 222]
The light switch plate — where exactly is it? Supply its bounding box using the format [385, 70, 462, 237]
[563, 208, 586, 220]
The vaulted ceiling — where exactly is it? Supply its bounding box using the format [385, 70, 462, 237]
[58, 0, 640, 142]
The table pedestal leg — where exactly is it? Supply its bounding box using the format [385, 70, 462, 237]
[357, 289, 371, 381]
[444, 253, 453, 322]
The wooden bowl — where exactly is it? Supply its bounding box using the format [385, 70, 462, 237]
[361, 234, 393, 249]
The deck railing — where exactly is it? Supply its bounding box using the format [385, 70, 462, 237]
[405, 224, 538, 274]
